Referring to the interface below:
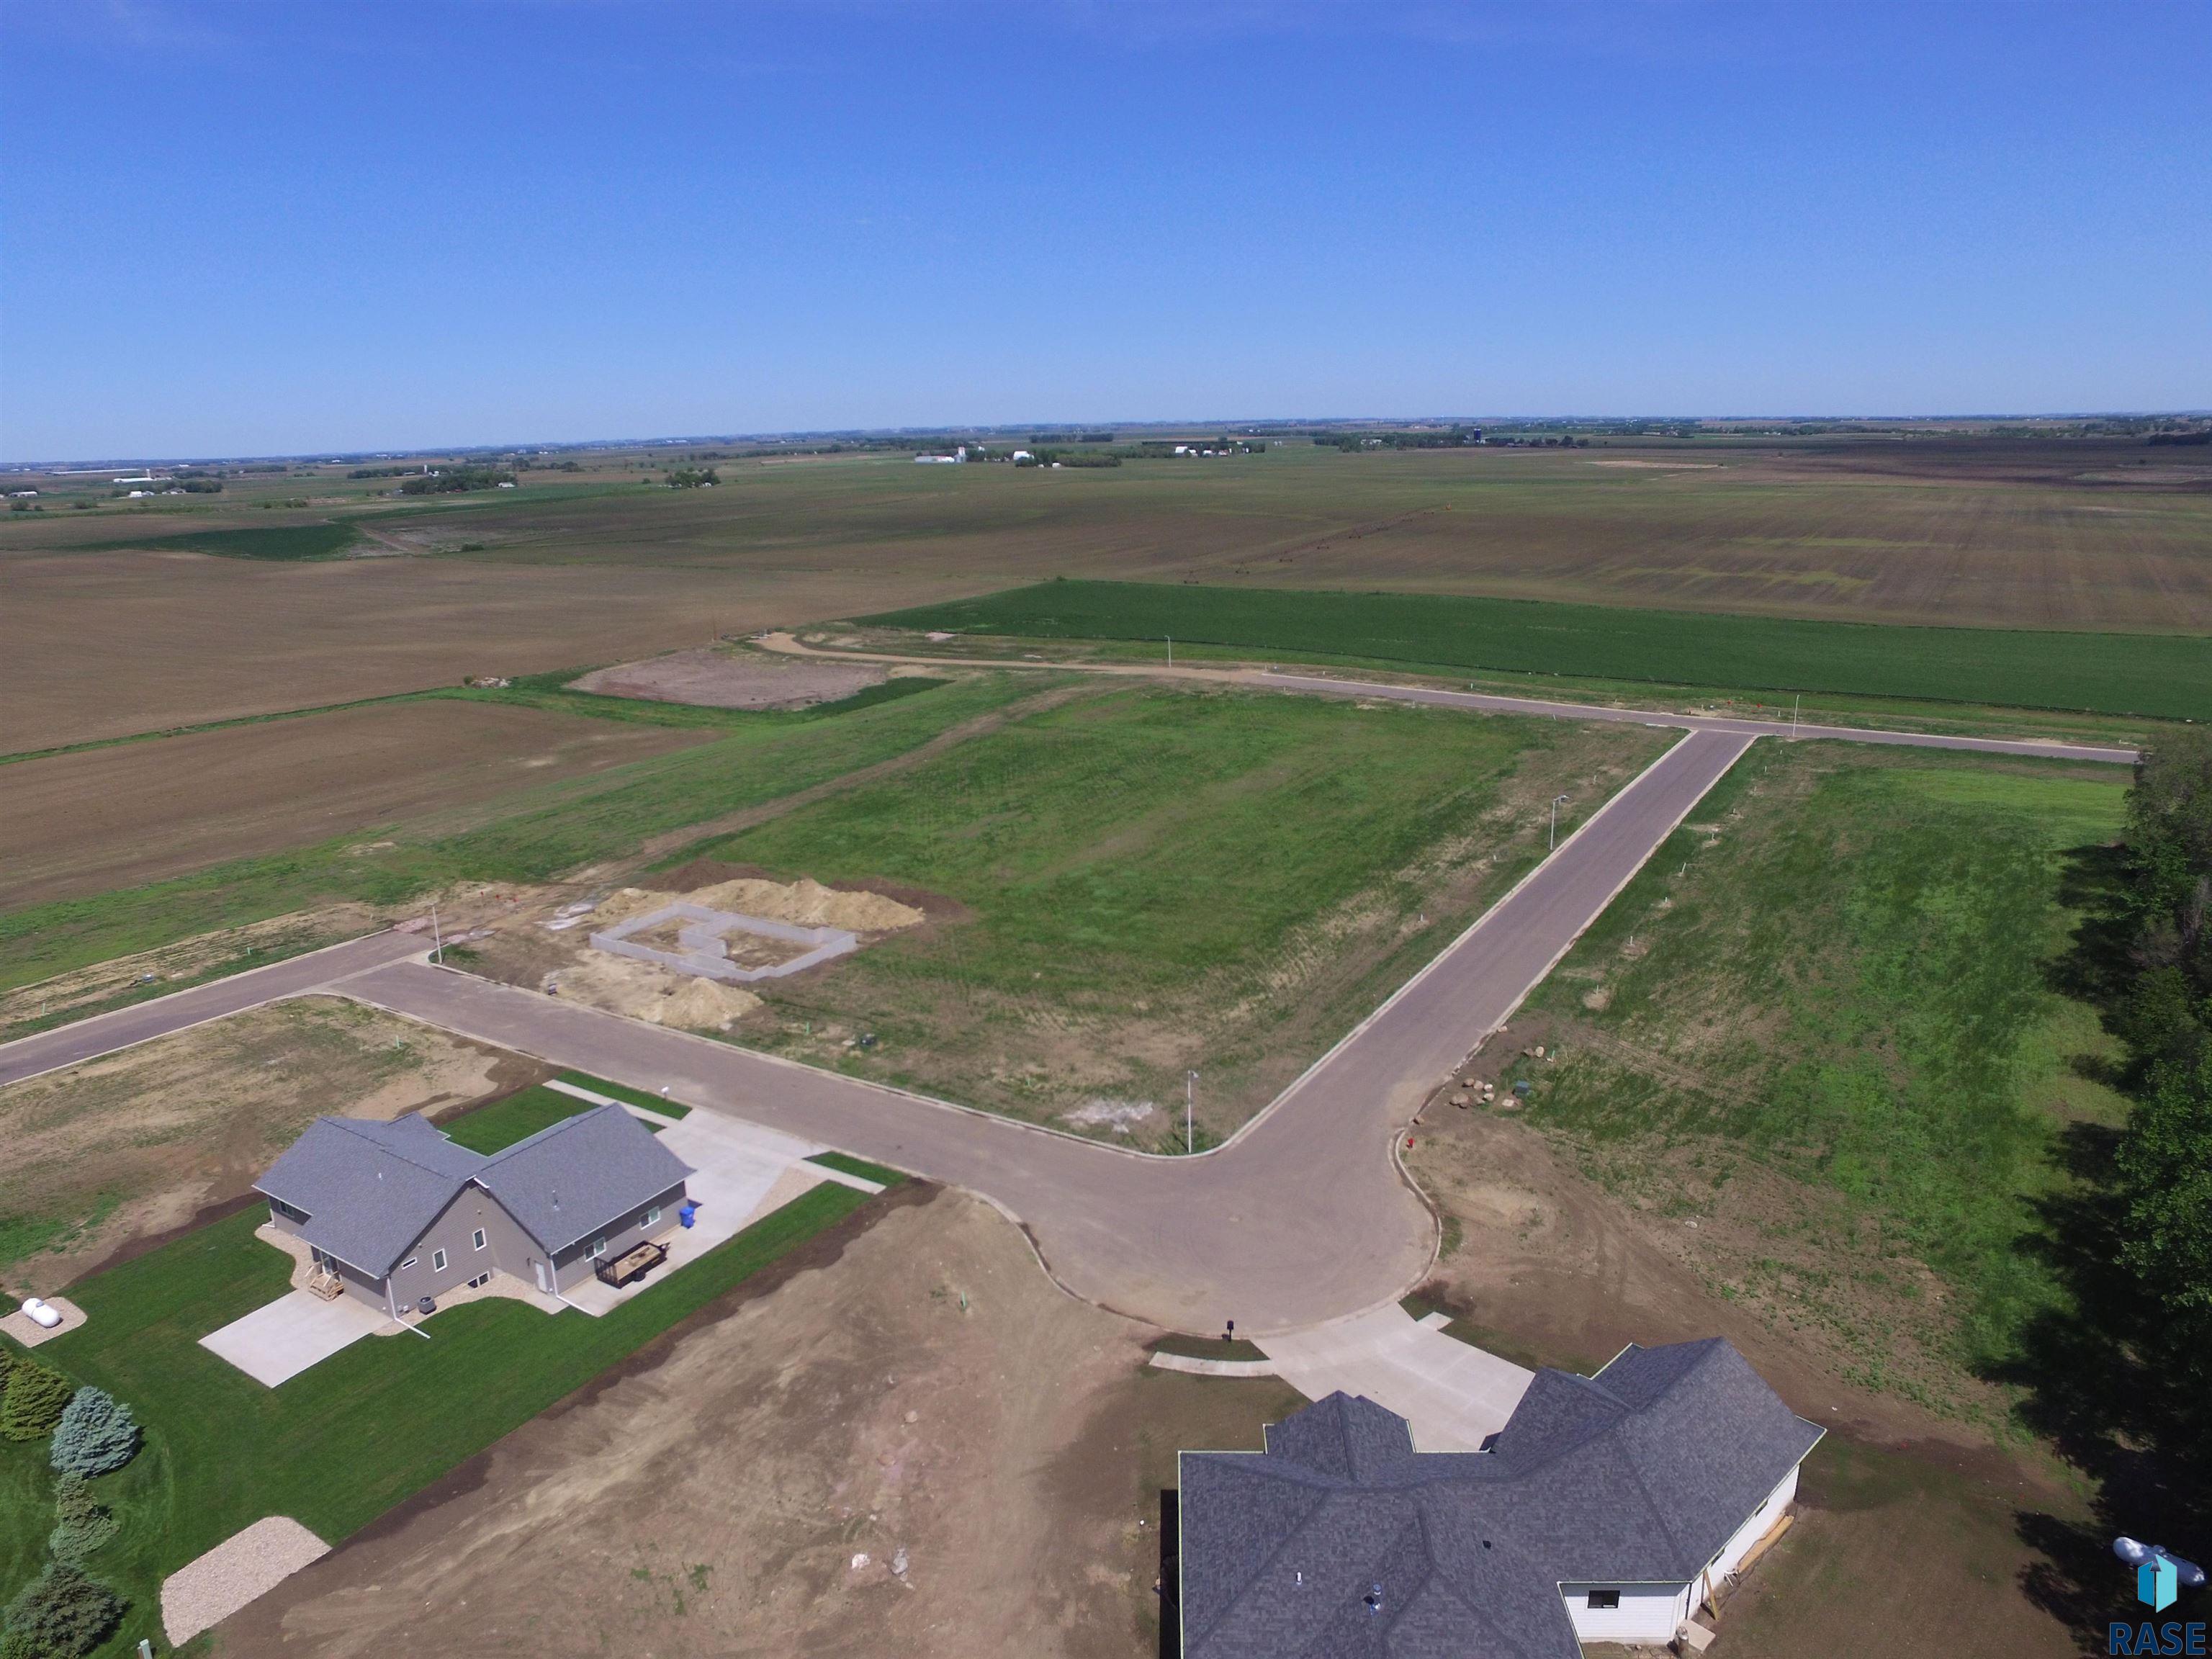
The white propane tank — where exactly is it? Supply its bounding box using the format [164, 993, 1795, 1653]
[21, 1298, 62, 1329]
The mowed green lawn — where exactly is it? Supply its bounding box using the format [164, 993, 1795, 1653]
[1516, 742, 2131, 1402]
[693, 683, 1668, 1133]
[863, 580, 2212, 720]
[0, 1083, 892, 1657]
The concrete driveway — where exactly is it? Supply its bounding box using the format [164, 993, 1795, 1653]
[1256, 1304, 1534, 1451]
[559, 1105, 873, 1315]
[199, 1289, 392, 1388]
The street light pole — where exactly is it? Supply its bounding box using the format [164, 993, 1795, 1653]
[1166, 634, 1173, 670]
[1187, 1069, 1198, 1154]
[1550, 794, 1570, 850]
[431, 904, 443, 966]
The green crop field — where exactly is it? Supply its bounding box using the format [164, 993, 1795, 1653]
[864, 580, 2212, 721]
[672, 684, 1671, 1137]
[90, 521, 361, 559]
[0, 1174, 889, 1658]
[1508, 740, 2132, 1414]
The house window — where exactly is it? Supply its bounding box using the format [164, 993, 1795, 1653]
[588, 1236, 607, 1259]
[645, 1206, 661, 1228]
[467, 1271, 493, 1290]
[1586, 1591, 1620, 1610]
[472, 1228, 487, 1251]
[271, 1198, 308, 1223]
[431, 1249, 448, 1272]
[399, 1256, 418, 1272]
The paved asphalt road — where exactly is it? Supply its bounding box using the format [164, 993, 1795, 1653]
[1251, 671, 2141, 765]
[0, 930, 428, 1089]
[333, 728, 1755, 1334]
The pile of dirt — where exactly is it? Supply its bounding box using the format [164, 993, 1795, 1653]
[688, 876, 925, 933]
[657, 976, 763, 1032]
[581, 877, 925, 935]
[544, 952, 764, 1030]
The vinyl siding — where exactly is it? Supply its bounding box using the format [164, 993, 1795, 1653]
[547, 1181, 687, 1290]
[1562, 1581, 1693, 1644]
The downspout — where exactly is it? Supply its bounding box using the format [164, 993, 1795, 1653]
[387, 1269, 431, 1341]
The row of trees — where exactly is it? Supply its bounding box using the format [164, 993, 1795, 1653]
[0, 1349, 138, 1658]
[2109, 731, 2212, 1443]
[397, 466, 516, 495]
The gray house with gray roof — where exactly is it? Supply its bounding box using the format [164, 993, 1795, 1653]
[256, 1105, 692, 1318]
[1175, 1338, 1822, 1656]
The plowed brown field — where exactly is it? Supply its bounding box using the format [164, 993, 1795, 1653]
[0, 700, 709, 907]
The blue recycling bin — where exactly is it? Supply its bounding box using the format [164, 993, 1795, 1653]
[679, 1200, 698, 1229]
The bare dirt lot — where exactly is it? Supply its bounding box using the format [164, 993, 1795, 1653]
[0, 995, 539, 1291]
[0, 699, 709, 908]
[220, 1187, 1305, 1659]
[571, 645, 887, 709]
[1407, 1101, 1968, 1448]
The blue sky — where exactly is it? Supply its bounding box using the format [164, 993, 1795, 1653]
[4, 1, 2207, 460]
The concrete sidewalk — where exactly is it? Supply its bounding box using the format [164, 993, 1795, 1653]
[1258, 1304, 1534, 1452]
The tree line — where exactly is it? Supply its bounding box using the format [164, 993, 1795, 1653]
[2108, 730, 2212, 1448]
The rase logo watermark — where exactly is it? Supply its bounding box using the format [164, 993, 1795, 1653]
[2110, 1537, 2207, 1656]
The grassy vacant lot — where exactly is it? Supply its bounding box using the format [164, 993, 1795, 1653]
[1503, 740, 2131, 1417]
[866, 580, 2212, 721]
[9, 436, 2208, 752]
[680, 685, 1668, 1137]
[0, 1087, 896, 1658]
[0, 672, 1040, 1002]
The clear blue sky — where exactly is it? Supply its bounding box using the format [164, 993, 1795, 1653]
[4, 1, 2207, 460]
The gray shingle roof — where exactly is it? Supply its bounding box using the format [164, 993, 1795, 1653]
[479, 1103, 693, 1255]
[255, 1115, 481, 1275]
[256, 1105, 693, 1275]
[1179, 1338, 1823, 1659]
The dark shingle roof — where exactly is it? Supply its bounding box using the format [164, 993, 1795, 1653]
[256, 1105, 693, 1274]
[1179, 1338, 1823, 1659]
[479, 1103, 693, 1255]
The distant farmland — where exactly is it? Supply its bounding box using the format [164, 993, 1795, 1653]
[865, 580, 2212, 721]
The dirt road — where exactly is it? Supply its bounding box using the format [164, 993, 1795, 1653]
[758, 634, 2141, 765]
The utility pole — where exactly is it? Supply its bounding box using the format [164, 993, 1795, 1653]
[431, 904, 443, 966]
[1187, 1069, 1199, 1154]
[1166, 634, 1173, 670]
[1791, 693, 1801, 738]
[1550, 794, 1570, 850]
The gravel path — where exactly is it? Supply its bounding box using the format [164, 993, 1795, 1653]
[162, 1516, 329, 1645]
